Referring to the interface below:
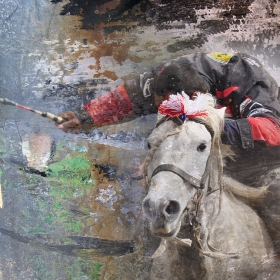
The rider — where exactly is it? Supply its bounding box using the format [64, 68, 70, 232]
[58, 53, 280, 162]
[56, 52, 280, 185]
[56, 51, 280, 253]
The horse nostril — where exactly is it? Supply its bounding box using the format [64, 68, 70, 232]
[165, 200, 180, 215]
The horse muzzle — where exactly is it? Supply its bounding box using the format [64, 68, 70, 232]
[142, 197, 182, 237]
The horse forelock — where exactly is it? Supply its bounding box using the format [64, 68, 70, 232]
[152, 94, 224, 145]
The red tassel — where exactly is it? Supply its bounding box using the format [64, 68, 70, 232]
[158, 93, 208, 119]
[158, 101, 184, 117]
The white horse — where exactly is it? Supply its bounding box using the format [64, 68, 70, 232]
[142, 94, 275, 279]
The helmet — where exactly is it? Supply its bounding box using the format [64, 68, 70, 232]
[154, 59, 208, 97]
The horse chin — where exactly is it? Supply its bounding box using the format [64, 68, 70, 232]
[150, 209, 189, 238]
[151, 221, 182, 238]
[151, 222, 193, 247]
[153, 229, 179, 238]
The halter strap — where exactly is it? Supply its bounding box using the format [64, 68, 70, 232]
[156, 116, 214, 137]
[156, 116, 182, 128]
[151, 164, 202, 189]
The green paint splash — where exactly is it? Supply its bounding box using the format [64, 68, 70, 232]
[66, 259, 103, 280]
[43, 156, 94, 233]
[24, 151, 102, 278]
[47, 156, 93, 199]
[30, 249, 103, 280]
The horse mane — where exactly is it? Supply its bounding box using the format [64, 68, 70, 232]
[194, 96, 269, 203]
[222, 176, 268, 205]
[219, 143, 269, 203]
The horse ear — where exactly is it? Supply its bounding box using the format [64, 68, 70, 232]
[216, 107, 226, 119]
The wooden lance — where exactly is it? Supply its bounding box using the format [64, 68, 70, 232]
[0, 97, 66, 124]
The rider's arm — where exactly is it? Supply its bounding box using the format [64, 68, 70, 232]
[221, 116, 280, 148]
[221, 85, 280, 149]
[57, 73, 157, 132]
[74, 75, 157, 125]
[82, 84, 134, 126]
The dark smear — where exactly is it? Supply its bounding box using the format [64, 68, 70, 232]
[50, 0, 254, 33]
[69, 236, 135, 256]
[93, 164, 117, 180]
[166, 34, 207, 53]
[48, 139, 57, 162]
[0, 227, 32, 244]
[52, 0, 142, 31]
[19, 166, 47, 177]
[198, 20, 230, 35]
[69, 208, 89, 217]
[0, 227, 135, 257]
[44, 81, 109, 107]
[142, 220, 161, 257]
[221, 6, 251, 18]
[0, 158, 47, 177]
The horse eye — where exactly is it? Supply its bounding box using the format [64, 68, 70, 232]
[197, 143, 207, 152]
[147, 142, 151, 149]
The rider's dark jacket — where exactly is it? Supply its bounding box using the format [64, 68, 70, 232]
[76, 52, 280, 150]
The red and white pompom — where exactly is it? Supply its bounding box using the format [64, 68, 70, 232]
[158, 92, 208, 119]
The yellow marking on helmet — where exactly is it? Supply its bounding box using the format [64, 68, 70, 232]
[207, 52, 234, 64]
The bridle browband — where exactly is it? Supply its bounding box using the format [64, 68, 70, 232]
[151, 164, 203, 189]
[156, 115, 214, 137]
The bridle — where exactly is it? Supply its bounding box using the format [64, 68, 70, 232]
[151, 163, 204, 228]
[151, 164, 201, 189]
[146, 116, 214, 227]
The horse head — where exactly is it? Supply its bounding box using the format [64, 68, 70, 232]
[142, 93, 225, 244]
